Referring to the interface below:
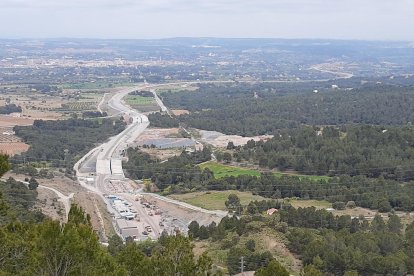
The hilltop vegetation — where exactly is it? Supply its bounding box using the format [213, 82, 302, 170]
[124, 148, 414, 212]
[162, 84, 414, 136]
[148, 112, 180, 128]
[13, 118, 126, 173]
[0, 104, 22, 114]
[0, 154, 221, 276]
[189, 201, 414, 275]
[231, 125, 414, 180]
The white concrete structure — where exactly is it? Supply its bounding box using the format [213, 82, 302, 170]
[115, 219, 139, 240]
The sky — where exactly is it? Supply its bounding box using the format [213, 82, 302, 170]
[0, 0, 413, 40]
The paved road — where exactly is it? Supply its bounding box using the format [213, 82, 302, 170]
[74, 83, 229, 240]
[150, 88, 170, 114]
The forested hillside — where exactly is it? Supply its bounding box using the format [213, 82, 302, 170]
[232, 125, 414, 180]
[13, 118, 126, 173]
[162, 84, 414, 135]
[0, 156, 220, 275]
[124, 148, 414, 212]
[189, 202, 414, 275]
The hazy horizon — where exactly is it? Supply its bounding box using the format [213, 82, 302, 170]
[0, 0, 413, 41]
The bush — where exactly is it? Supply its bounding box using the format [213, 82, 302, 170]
[332, 201, 346, 210]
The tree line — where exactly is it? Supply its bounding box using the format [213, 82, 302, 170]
[0, 104, 22, 114]
[0, 154, 221, 276]
[12, 118, 126, 174]
[147, 112, 179, 128]
[161, 83, 414, 136]
[123, 147, 213, 191]
[232, 125, 414, 180]
[287, 213, 414, 275]
[124, 149, 414, 212]
[188, 201, 414, 275]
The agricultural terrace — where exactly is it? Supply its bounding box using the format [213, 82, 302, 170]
[199, 161, 331, 181]
[60, 102, 97, 111]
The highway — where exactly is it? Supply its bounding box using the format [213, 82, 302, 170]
[74, 86, 149, 222]
[74, 83, 227, 241]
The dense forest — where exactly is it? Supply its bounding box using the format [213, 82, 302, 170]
[161, 84, 414, 135]
[285, 209, 414, 275]
[0, 204, 218, 275]
[124, 148, 414, 212]
[231, 125, 414, 180]
[124, 147, 213, 191]
[0, 104, 22, 114]
[0, 176, 44, 224]
[147, 112, 179, 128]
[13, 118, 126, 172]
[188, 202, 414, 275]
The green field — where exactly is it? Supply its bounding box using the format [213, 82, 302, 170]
[199, 161, 331, 181]
[156, 84, 198, 94]
[125, 95, 156, 105]
[169, 190, 264, 210]
[125, 95, 159, 112]
[288, 199, 332, 209]
[199, 162, 261, 178]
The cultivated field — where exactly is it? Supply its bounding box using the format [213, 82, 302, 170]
[0, 115, 34, 127]
[0, 142, 30, 156]
[0, 92, 67, 120]
[125, 95, 159, 112]
[60, 101, 96, 111]
[0, 122, 31, 156]
[169, 190, 264, 210]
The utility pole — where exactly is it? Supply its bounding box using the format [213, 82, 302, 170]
[240, 256, 245, 276]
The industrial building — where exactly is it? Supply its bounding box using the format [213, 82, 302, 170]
[115, 219, 139, 240]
